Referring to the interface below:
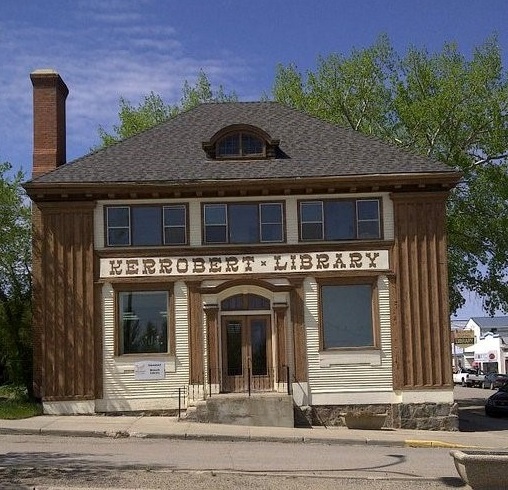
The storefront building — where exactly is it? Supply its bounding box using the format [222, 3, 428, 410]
[24, 70, 461, 430]
[460, 317, 508, 374]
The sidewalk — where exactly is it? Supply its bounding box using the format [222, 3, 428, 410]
[1, 415, 508, 450]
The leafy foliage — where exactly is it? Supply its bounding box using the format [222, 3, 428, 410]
[272, 36, 508, 314]
[274, 35, 396, 139]
[0, 162, 32, 391]
[0, 384, 42, 419]
[98, 70, 238, 147]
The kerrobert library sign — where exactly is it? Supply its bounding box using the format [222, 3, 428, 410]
[100, 250, 390, 278]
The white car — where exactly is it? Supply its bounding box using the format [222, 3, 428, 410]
[453, 369, 475, 386]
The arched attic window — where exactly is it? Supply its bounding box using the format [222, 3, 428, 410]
[202, 124, 280, 160]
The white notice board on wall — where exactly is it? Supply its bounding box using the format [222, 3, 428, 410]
[134, 361, 165, 380]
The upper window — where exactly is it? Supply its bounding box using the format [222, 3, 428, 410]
[202, 124, 281, 160]
[217, 132, 265, 158]
[106, 205, 187, 247]
[118, 290, 169, 355]
[203, 202, 284, 244]
[299, 199, 381, 241]
[320, 280, 377, 350]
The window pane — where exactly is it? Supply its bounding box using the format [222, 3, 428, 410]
[163, 206, 186, 245]
[301, 202, 323, 240]
[242, 134, 264, 155]
[221, 294, 270, 311]
[164, 206, 186, 226]
[119, 291, 168, 354]
[357, 200, 380, 239]
[321, 284, 373, 348]
[107, 207, 130, 246]
[357, 200, 379, 220]
[247, 294, 270, 310]
[324, 201, 355, 240]
[204, 205, 227, 243]
[204, 204, 226, 225]
[131, 207, 162, 246]
[205, 226, 227, 243]
[229, 204, 259, 243]
[261, 223, 283, 242]
[221, 294, 244, 311]
[260, 203, 282, 223]
[108, 228, 130, 246]
[301, 222, 323, 240]
[260, 203, 283, 242]
[251, 318, 268, 376]
[301, 202, 322, 222]
[218, 135, 240, 157]
[226, 321, 242, 376]
[107, 207, 129, 227]
[358, 221, 380, 239]
[164, 227, 186, 245]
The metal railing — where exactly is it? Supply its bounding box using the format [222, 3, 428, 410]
[177, 386, 186, 419]
[202, 365, 292, 397]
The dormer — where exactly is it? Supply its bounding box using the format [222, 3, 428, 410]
[202, 124, 280, 160]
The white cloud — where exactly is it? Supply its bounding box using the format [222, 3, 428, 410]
[0, 0, 255, 171]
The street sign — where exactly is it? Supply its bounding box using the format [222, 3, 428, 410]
[453, 332, 475, 346]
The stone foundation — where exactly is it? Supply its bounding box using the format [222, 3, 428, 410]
[297, 402, 459, 431]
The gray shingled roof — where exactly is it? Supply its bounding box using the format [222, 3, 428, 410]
[471, 317, 508, 329]
[30, 102, 457, 185]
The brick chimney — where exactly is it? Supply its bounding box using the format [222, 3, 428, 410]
[30, 69, 69, 178]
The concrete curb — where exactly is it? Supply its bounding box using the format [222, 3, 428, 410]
[0, 427, 122, 439]
[404, 439, 475, 449]
[2, 414, 506, 450]
[1, 426, 478, 449]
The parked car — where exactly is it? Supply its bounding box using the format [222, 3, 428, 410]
[482, 373, 508, 390]
[485, 383, 508, 417]
[465, 370, 486, 387]
[453, 368, 475, 386]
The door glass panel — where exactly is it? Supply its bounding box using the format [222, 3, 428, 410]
[226, 321, 242, 376]
[250, 318, 267, 376]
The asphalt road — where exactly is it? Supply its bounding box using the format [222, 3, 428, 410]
[0, 434, 461, 489]
[0, 385, 506, 490]
[454, 384, 508, 431]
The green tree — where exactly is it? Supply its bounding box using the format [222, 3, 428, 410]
[272, 36, 508, 314]
[98, 70, 237, 147]
[0, 162, 32, 391]
[273, 35, 396, 139]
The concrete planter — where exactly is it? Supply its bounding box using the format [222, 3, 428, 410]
[450, 450, 508, 490]
[343, 412, 387, 430]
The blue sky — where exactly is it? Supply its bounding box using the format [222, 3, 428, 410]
[1, 0, 507, 318]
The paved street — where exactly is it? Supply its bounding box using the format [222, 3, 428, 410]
[0, 386, 506, 489]
[0, 434, 461, 489]
[455, 384, 508, 431]
[0, 470, 463, 490]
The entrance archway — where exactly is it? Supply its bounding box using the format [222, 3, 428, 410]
[220, 293, 273, 393]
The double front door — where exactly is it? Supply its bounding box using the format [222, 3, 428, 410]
[221, 315, 272, 393]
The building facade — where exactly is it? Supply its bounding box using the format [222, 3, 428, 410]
[24, 70, 461, 430]
[454, 317, 508, 374]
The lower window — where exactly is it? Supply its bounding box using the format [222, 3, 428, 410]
[118, 290, 169, 354]
[320, 280, 377, 349]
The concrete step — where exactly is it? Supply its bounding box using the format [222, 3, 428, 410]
[190, 393, 294, 427]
